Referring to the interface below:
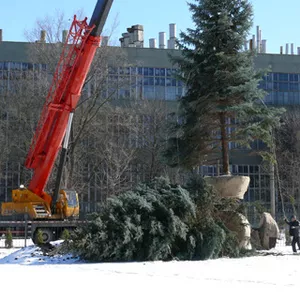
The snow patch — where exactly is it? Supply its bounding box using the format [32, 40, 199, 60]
[0, 243, 300, 299]
[0, 241, 80, 265]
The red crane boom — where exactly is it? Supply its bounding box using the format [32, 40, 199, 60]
[1, 0, 114, 225]
[25, 0, 113, 201]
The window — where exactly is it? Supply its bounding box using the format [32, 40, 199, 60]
[294, 93, 300, 104]
[66, 190, 78, 207]
[263, 73, 272, 81]
[283, 92, 289, 104]
[148, 68, 154, 76]
[108, 66, 117, 74]
[22, 63, 28, 71]
[131, 67, 137, 75]
[290, 82, 299, 91]
[108, 75, 118, 85]
[155, 68, 166, 77]
[144, 86, 155, 100]
[264, 92, 273, 104]
[144, 77, 154, 86]
[119, 89, 130, 98]
[289, 74, 298, 81]
[266, 82, 272, 90]
[130, 77, 137, 87]
[138, 67, 143, 75]
[34, 63, 40, 71]
[166, 68, 173, 76]
[10, 62, 21, 70]
[279, 82, 288, 91]
[258, 81, 265, 89]
[124, 67, 130, 75]
[166, 78, 172, 86]
[277, 92, 284, 105]
[159, 78, 165, 86]
[155, 86, 165, 100]
[144, 67, 154, 76]
[166, 87, 176, 101]
[288, 92, 294, 104]
[279, 73, 288, 81]
[176, 87, 183, 97]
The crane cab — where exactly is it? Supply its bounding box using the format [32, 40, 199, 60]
[55, 189, 79, 219]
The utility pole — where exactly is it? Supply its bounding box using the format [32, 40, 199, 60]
[270, 164, 276, 218]
[24, 206, 28, 247]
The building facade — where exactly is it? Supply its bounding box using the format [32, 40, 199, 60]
[0, 39, 299, 218]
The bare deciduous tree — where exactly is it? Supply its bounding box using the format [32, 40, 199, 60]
[275, 107, 300, 213]
[0, 67, 50, 188]
[1, 11, 184, 208]
[132, 99, 178, 181]
[1, 11, 131, 205]
[86, 106, 138, 200]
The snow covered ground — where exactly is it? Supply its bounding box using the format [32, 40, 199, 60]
[0, 237, 33, 248]
[0, 242, 299, 300]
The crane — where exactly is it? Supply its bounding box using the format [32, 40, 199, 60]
[1, 0, 114, 240]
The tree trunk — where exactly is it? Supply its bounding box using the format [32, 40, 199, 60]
[220, 112, 230, 175]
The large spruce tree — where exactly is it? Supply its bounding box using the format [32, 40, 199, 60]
[164, 0, 284, 174]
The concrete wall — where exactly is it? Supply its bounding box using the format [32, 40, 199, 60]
[2, 41, 300, 72]
[124, 47, 179, 68]
[0, 42, 31, 62]
[254, 53, 300, 73]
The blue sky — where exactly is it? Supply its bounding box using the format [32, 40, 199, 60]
[0, 0, 299, 54]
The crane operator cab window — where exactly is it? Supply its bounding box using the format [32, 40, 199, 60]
[64, 190, 78, 208]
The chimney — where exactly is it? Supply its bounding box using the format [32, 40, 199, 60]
[170, 23, 176, 38]
[259, 29, 262, 51]
[127, 27, 134, 46]
[252, 35, 256, 49]
[62, 30, 68, 43]
[261, 40, 267, 53]
[280, 46, 283, 55]
[149, 38, 156, 48]
[122, 25, 144, 48]
[169, 24, 177, 49]
[119, 37, 124, 47]
[101, 36, 109, 46]
[132, 25, 144, 48]
[256, 26, 260, 52]
[298, 47, 300, 55]
[159, 32, 166, 49]
[286, 43, 289, 54]
[291, 43, 294, 55]
[0, 29, 2, 42]
[249, 39, 253, 50]
[122, 32, 130, 47]
[40, 30, 46, 43]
